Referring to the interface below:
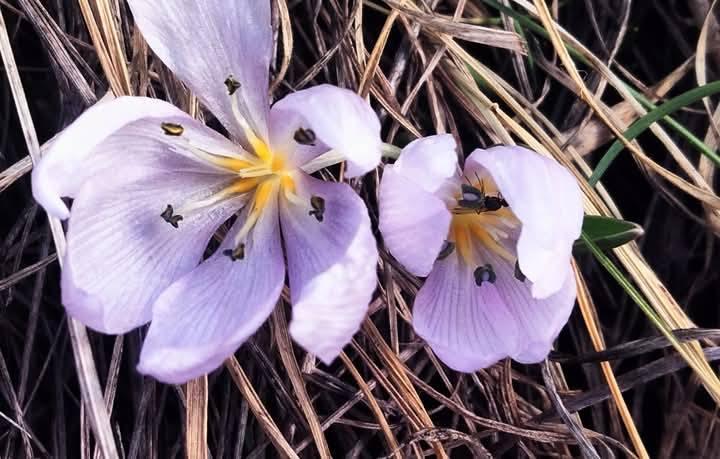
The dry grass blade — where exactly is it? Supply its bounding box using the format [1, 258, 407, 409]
[225, 357, 299, 459]
[361, 322, 449, 458]
[0, 156, 32, 193]
[17, 0, 96, 103]
[339, 352, 401, 458]
[271, 0, 293, 92]
[541, 360, 600, 459]
[0, 253, 56, 290]
[0, 7, 119, 458]
[185, 376, 209, 459]
[386, 0, 526, 52]
[694, 0, 720, 235]
[77, 0, 131, 95]
[271, 307, 331, 458]
[358, 7, 397, 97]
[574, 264, 649, 459]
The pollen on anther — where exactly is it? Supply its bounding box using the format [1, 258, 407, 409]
[160, 204, 183, 228]
[223, 243, 245, 261]
[224, 75, 241, 95]
[514, 260, 526, 282]
[161, 122, 184, 136]
[293, 128, 316, 146]
[437, 241, 455, 260]
[474, 264, 497, 287]
[308, 195, 325, 222]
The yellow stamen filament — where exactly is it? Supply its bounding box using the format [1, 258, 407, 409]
[180, 143, 257, 172]
[451, 221, 475, 266]
[467, 221, 515, 262]
[230, 180, 276, 249]
[300, 149, 344, 174]
[238, 165, 275, 178]
[253, 140, 273, 164]
[229, 92, 268, 156]
[224, 177, 262, 195]
[216, 157, 256, 171]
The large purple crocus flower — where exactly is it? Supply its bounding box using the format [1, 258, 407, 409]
[379, 135, 583, 371]
[31, 0, 380, 383]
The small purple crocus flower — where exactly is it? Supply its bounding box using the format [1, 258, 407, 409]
[378, 135, 583, 371]
[31, 0, 380, 384]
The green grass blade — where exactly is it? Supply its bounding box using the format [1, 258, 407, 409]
[588, 81, 720, 185]
[480, 0, 720, 179]
[581, 233, 680, 347]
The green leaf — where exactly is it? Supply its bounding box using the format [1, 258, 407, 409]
[573, 215, 644, 254]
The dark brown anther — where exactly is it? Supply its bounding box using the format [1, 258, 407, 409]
[161, 122, 184, 136]
[160, 204, 183, 228]
[437, 241, 455, 260]
[308, 195, 325, 222]
[224, 76, 241, 95]
[514, 260, 526, 282]
[474, 264, 497, 287]
[223, 243, 245, 261]
[293, 127, 316, 146]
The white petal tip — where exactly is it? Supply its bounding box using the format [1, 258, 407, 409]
[289, 319, 347, 365]
[136, 360, 185, 385]
[32, 174, 70, 219]
[136, 350, 208, 385]
[43, 198, 70, 219]
[344, 147, 381, 178]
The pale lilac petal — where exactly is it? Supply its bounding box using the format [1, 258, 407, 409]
[127, 0, 272, 140]
[378, 166, 451, 277]
[413, 250, 521, 372]
[280, 175, 377, 362]
[465, 146, 583, 298]
[481, 248, 577, 364]
[393, 134, 459, 197]
[269, 85, 381, 177]
[31, 96, 225, 219]
[63, 169, 244, 334]
[138, 201, 284, 384]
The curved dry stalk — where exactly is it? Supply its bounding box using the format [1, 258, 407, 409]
[0, 8, 119, 459]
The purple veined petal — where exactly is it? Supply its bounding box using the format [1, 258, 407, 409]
[62, 168, 246, 335]
[480, 246, 577, 364]
[280, 174, 378, 363]
[138, 198, 284, 384]
[31, 96, 231, 219]
[412, 249, 522, 372]
[393, 134, 459, 199]
[269, 85, 382, 177]
[465, 146, 583, 299]
[127, 0, 272, 142]
[378, 165, 451, 277]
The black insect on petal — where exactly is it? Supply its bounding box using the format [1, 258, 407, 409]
[308, 195, 325, 222]
[161, 122, 184, 136]
[160, 204, 183, 228]
[294, 127, 316, 146]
